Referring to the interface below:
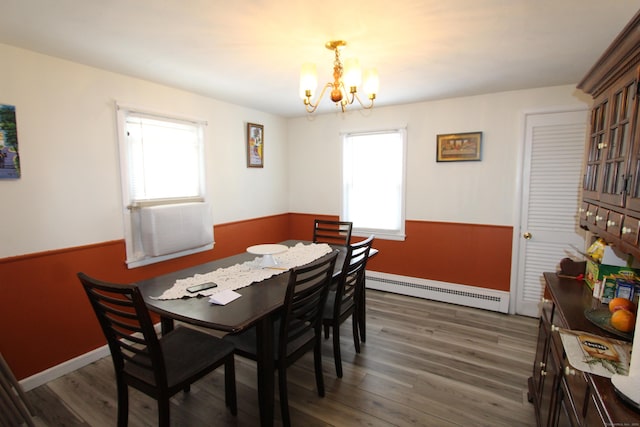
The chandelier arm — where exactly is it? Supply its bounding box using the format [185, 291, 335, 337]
[352, 92, 375, 110]
[304, 82, 334, 113]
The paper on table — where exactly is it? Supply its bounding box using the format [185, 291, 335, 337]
[209, 289, 242, 305]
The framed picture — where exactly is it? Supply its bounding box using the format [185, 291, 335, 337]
[0, 104, 20, 178]
[247, 122, 264, 168]
[436, 131, 482, 162]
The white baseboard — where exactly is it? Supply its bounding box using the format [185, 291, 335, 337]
[19, 345, 110, 392]
[366, 270, 510, 313]
[19, 324, 163, 392]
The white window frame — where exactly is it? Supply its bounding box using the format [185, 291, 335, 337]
[116, 103, 212, 268]
[341, 128, 407, 241]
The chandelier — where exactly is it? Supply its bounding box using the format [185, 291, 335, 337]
[299, 40, 379, 113]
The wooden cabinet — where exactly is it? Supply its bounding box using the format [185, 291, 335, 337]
[578, 12, 640, 258]
[528, 273, 640, 426]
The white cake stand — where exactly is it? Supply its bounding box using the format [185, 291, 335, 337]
[247, 244, 288, 268]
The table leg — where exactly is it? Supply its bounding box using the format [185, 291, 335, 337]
[255, 316, 274, 427]
[160, 317, 174, 335]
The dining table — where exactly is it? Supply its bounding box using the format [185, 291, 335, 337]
[137, 240, 348, 427]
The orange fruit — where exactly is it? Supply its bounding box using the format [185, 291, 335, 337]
[608, 297, 636, 314]
[611, 309, 636, 332]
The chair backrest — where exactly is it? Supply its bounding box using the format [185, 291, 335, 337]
[334, 235, 375, 312]
[312, 219, 353, 246]
[279, 251, 339, 357]
[77, 272, 166, 389]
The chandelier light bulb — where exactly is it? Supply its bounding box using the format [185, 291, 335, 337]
[343, 58, 362, 89]
[363, 68, 379, 98]
[299, 62, 318, 100]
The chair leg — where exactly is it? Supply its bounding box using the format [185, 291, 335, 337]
[157, 396, 170, 427]
[313, 337, 325, 397]
[225, 356, 237, 416]
[278, 367, 291, 427]
[359, 290, 367, 342]
[333, 323, 343, 378]
[116, 379, 129, 427]
[352, 312, 361, 354]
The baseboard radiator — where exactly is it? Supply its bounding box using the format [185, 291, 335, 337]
[365, 270, 510, 313]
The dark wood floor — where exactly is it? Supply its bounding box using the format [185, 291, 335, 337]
[25, 290, 538, 426]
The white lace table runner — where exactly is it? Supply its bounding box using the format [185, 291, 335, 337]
[151, 242, 333, 300]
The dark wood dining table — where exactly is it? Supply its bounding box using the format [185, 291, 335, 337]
[137, 240, 347, 427]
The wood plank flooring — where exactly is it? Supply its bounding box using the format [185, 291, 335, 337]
[24, 290, 539, 426]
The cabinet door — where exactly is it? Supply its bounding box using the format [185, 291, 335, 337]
[583, 100, 608, 201]
[624, 68, 640, 212]
[532, 313, 552, 405]
[584, 392, 605, 426]
[555, 379, 581, 427]
[599, 79, 636, 207]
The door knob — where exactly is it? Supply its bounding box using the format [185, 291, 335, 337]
[523, 232, 532, 240]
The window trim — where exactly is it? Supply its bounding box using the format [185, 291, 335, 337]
[340, 127, 407, 241]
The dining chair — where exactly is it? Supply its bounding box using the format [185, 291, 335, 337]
[312, 219, 353, 246]
[0, 352, 36, 427]
[322, 235, 374, 377]
[223, 250, 338, 427]
[78, 272, 237, 427]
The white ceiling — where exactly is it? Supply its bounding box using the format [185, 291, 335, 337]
[0, 1, 639, 117]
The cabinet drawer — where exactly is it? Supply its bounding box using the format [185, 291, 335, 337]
[585, 204, 598, 225]
[579, 202, 590, 222]
[605, 211, 623, 237]
[595, 207, 609, 229]
[622, 215, 640, 246]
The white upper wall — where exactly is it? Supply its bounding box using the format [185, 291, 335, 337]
[0, 43, 288, 258]
[287, 86, 591, 226]
[0, 41, 593, 259]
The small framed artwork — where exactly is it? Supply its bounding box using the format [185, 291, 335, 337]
[247, 122, 264, 168]
[0, 104, 20, 178]
[436, 131, 482, 162]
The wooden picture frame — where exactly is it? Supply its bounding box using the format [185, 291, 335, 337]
[247, 122, 264, 168]
[436, 131, 482, 162]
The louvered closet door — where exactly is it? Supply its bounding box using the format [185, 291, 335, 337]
[515, 110, 588, 317]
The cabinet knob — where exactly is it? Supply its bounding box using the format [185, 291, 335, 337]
[564, 366, 576, 376]
[539, 361, 546, 369]
[523, 232, 532, 240]
[541, 370, 547, 377]
[607, 220, 616, 227]
[586, 212, 593, 217]
[596, 215, 603, 221]
[540, 298, 550, 304]
[623, 227, 632, 234]
[551, 325, 560, 333]
[578, 208, 585, 213]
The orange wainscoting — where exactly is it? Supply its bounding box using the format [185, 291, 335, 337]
[0, 213, 512, 380]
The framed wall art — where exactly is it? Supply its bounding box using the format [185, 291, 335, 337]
[0, 104, 20, 178]
[247, 122, 264, 168]
[436, 131, 482, 162]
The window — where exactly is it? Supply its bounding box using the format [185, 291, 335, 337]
[342, 129, 407, 240]
[116, 104, 213, 268]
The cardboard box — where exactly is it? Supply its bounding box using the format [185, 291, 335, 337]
[585, 246, 640, 290]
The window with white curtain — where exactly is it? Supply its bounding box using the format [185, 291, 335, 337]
[116, 104, 213, 268]
[342, 128, 407, 240]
